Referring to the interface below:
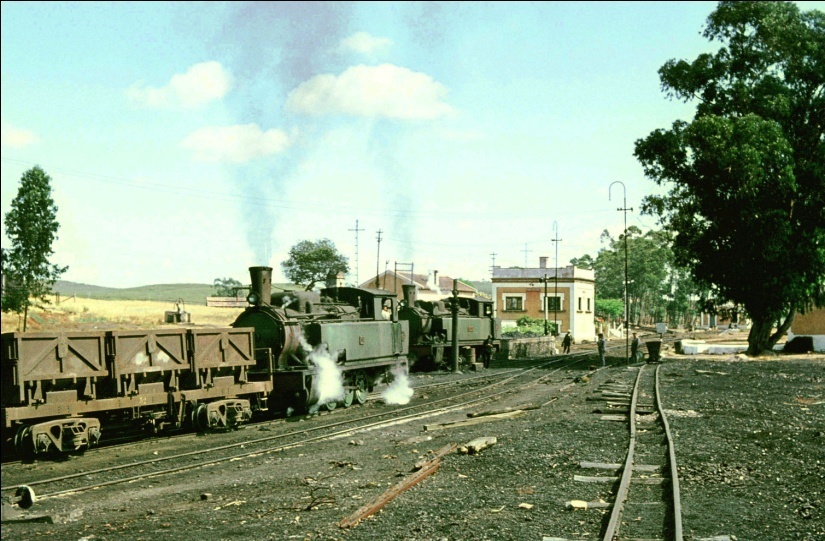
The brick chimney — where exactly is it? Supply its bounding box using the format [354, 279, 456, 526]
[539, 257, 548, 269]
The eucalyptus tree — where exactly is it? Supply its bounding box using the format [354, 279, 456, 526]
[2, 166, 68, 330]
[635, 1, 825, 354]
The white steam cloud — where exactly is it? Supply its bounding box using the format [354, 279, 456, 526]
[382, 365, 414, 405]
[298, 333, 345, 407]
[127, 61, 233, 109]
[180, 124, 290, 163]
[286, 64, 454, 120]
[427, 271, 442, 297]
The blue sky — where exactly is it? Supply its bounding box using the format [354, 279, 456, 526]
[2, 1, 820, 288]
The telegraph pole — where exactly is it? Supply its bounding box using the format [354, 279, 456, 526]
[609, 182, 633, 365]
[521, 243, 532, 267]
[349, 219, 364, 286]
[489, 252, 497, 277]
[375, 230, 382, 288]
[552, 221, 562, 336]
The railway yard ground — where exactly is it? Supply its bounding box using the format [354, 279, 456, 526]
[2, 332, 824, 541]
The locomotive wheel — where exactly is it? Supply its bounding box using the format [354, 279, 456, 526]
[323, 400, 337, 412]
[342, 389, 355, 408]
[354, 381, 367, 405]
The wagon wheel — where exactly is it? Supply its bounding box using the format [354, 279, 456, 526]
[192, 404, 209, 433]
[14, 425, 34, 461]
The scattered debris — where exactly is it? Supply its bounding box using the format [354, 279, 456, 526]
[564, 499, 610, 510]
[457, 436, 497, 455]
[397, 435, 433, 445]
[695, 369, 729, 376]
[518, 502, 534, 509]
[200, 493, 212, 501]
[664, 409, 702, 418]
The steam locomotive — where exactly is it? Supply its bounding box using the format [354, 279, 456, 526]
[398, 284, 501, 370]
[1, 266, 500, 459]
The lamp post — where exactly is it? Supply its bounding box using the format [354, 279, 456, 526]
[552, 221, 562, 337]
[609, 181, 633, 365]
[543, 274, 549, 336]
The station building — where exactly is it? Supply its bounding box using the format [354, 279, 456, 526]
[491, 257, 596, 342]
[788, 307, 825, 352]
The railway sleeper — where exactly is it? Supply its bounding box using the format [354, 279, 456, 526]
[191, 399, 252, 432]
[15, 417, 101, 458]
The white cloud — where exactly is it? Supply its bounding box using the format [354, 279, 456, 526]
[338, 32, 393, 54]
[1, 123, 39, 147]
[286, 64, 455, 120]
[127, 61, 232, 109]
[180, 124, 290, 163]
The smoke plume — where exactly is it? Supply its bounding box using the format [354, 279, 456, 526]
[298, 332, 345, 407]
[381, 365, 414, 405]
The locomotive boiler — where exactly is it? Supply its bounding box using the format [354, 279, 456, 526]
[398, 284, 501, 370]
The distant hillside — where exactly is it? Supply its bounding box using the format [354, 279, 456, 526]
[52, 281, 302, 306]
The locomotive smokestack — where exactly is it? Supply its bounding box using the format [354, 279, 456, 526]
[249, 266, 272, 306]
[402, 284, 417, 306]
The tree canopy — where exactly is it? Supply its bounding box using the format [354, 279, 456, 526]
[213, 277, 242, 297]
[281, 239, 350, 291]
[2, 166, 68, 330]
[634, 1, 825, 354]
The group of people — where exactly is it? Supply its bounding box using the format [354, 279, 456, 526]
[562, 330, 642, 367]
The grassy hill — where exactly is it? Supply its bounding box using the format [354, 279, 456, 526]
[52, 280, 303, 306]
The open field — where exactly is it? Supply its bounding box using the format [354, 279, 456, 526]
[1, 295, 244, 333]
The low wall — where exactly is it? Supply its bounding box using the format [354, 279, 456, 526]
[499, 336, 558, 359]
[206, 297, 247, 308]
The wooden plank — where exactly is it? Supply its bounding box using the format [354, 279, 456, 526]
[339, 443, 455, 528]
[467, 404, 539, 418]
[579, 461, 662, 472]
[600, 414, 628, 421]
[424, 410, 525, 431]
[574, 475, 618, 483]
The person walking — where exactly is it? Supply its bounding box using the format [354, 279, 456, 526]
[631, 332, 640, 363]
[562, 331, 572, 354]
[597, 333, 606, 367]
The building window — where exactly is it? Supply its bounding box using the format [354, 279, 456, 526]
[505, 296, 523, 311]
[578, 297, 582, 311]
[587, 298, 591, 312]
[546, 296, 561, 311]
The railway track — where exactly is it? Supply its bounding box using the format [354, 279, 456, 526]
[601, 363, 682, 541]
[547, 362, 683, 541]
[1, 353, 593, 502]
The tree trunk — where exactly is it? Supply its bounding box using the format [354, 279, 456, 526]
[747, 304, 796, 356]
[23, 301, 28, 332]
